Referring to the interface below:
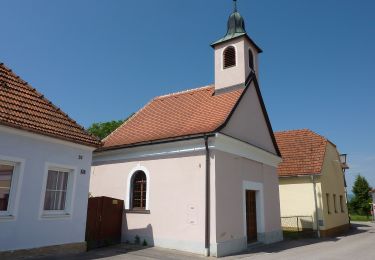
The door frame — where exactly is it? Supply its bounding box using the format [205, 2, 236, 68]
[242, 181, 265, 241]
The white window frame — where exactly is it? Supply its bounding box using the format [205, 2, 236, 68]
[125, 165, 150, 211]
[39, 163, 77, 219]
[0, 155, 25, 220]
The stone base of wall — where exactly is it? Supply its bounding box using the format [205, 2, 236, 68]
[320, 223, 350, 237]
[258, 229, 284, 244]
[211, 230, 283, 258]
[210, 237, 247, 258]
[0, 242, 86, 260]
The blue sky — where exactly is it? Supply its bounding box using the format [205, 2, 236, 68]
[1, 0, 374, 191]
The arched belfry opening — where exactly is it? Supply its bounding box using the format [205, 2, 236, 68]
[223, 46, 236, 69]
[249, 48, 254, 71]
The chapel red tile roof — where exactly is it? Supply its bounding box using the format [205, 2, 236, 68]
[102, 85, 244, 149]
[275, 129, 328, 177]
[0, 63, 101, 147]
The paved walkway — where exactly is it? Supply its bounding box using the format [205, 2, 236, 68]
[225, 222, 375, 260]
[32, 222, 375, 260]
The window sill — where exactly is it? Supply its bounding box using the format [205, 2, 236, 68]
[0, 214, 15, 221]
[41, 213, 71, 219]
[125, 209, 150, 214]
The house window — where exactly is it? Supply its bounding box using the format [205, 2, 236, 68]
[131, 171, 147, 210]
[223, 46, 236, 69]
[326, 193, 331, 214]
[340, 195, 345, 213]
[333, 194, 337, 213]
[0, 163, 15, 212]
[43, 169, 70, 211]
[249, 49, 254, 70]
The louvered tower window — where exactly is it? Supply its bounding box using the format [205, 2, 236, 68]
[131, 171, 147, 209]
[249, 49, 254, 70]
[223, 46, 236, 69]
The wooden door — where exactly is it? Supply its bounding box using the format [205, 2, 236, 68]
[246, 190, 257, 243]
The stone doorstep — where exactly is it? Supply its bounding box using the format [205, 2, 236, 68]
[247, 241, 264, 249]
[0, 242, 86, 260]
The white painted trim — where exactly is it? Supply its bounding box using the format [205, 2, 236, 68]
[0, 155, 25, 221]
[94, 134, 281, 168]
[93, 139, 206, 164]
[242, 181, 265, 240]
[0, 125, 96, 151]
[213, 133, 282, 167]
[39, 162, 78, 219]
[125, 164, 150, 210]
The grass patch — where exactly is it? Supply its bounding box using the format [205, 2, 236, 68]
[350, 214, 372, 222]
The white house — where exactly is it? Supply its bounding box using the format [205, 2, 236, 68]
[0, 63, 100, 256]
[90, 2, 283, 257]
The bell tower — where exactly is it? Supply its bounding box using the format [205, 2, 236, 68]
[211, 0, 262, 92]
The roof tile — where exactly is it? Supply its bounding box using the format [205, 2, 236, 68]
[0, 63, 100, 147]
[103, 85, 244, 149]
[275, 129, 328, 177]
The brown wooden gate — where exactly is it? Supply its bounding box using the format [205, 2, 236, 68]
[86, 196, 124, 249]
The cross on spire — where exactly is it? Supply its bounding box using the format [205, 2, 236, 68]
[233, 0, 238, 12]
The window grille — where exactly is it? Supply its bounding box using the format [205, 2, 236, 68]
[249, 49, 254, 70]
[223, 46, 236, 69]
[132, 171, 147, 209]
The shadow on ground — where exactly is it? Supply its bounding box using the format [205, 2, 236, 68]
[28, 222, 373, 260]
[229, 222, 371, 257]
[28, 244, 151, 260]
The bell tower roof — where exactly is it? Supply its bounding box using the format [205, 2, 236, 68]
[211, 0, 262, 53]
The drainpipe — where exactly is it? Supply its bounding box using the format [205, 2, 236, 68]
[343, 169, 351, 224]
[204, 136, 210, 256]
[311, 175, 320, 238]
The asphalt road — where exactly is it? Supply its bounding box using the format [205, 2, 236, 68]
[32, 222, 375, 260]
[227, 222, 375, 260]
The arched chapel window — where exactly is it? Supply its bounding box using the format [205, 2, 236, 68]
[131, 171, 147, 209]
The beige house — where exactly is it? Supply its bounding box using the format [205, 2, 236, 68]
[275, 129, 350, 237]
[90, 2, 283, 257]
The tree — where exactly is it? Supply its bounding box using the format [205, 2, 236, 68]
[87, 119, 124, 140]
[87, 113, 134, 140]
[349, 175, 372, 216]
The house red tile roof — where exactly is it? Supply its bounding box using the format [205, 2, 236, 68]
[275, 129, 328, 177]
[102, 85, 244, 149]
[0, 63, 100, 147]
